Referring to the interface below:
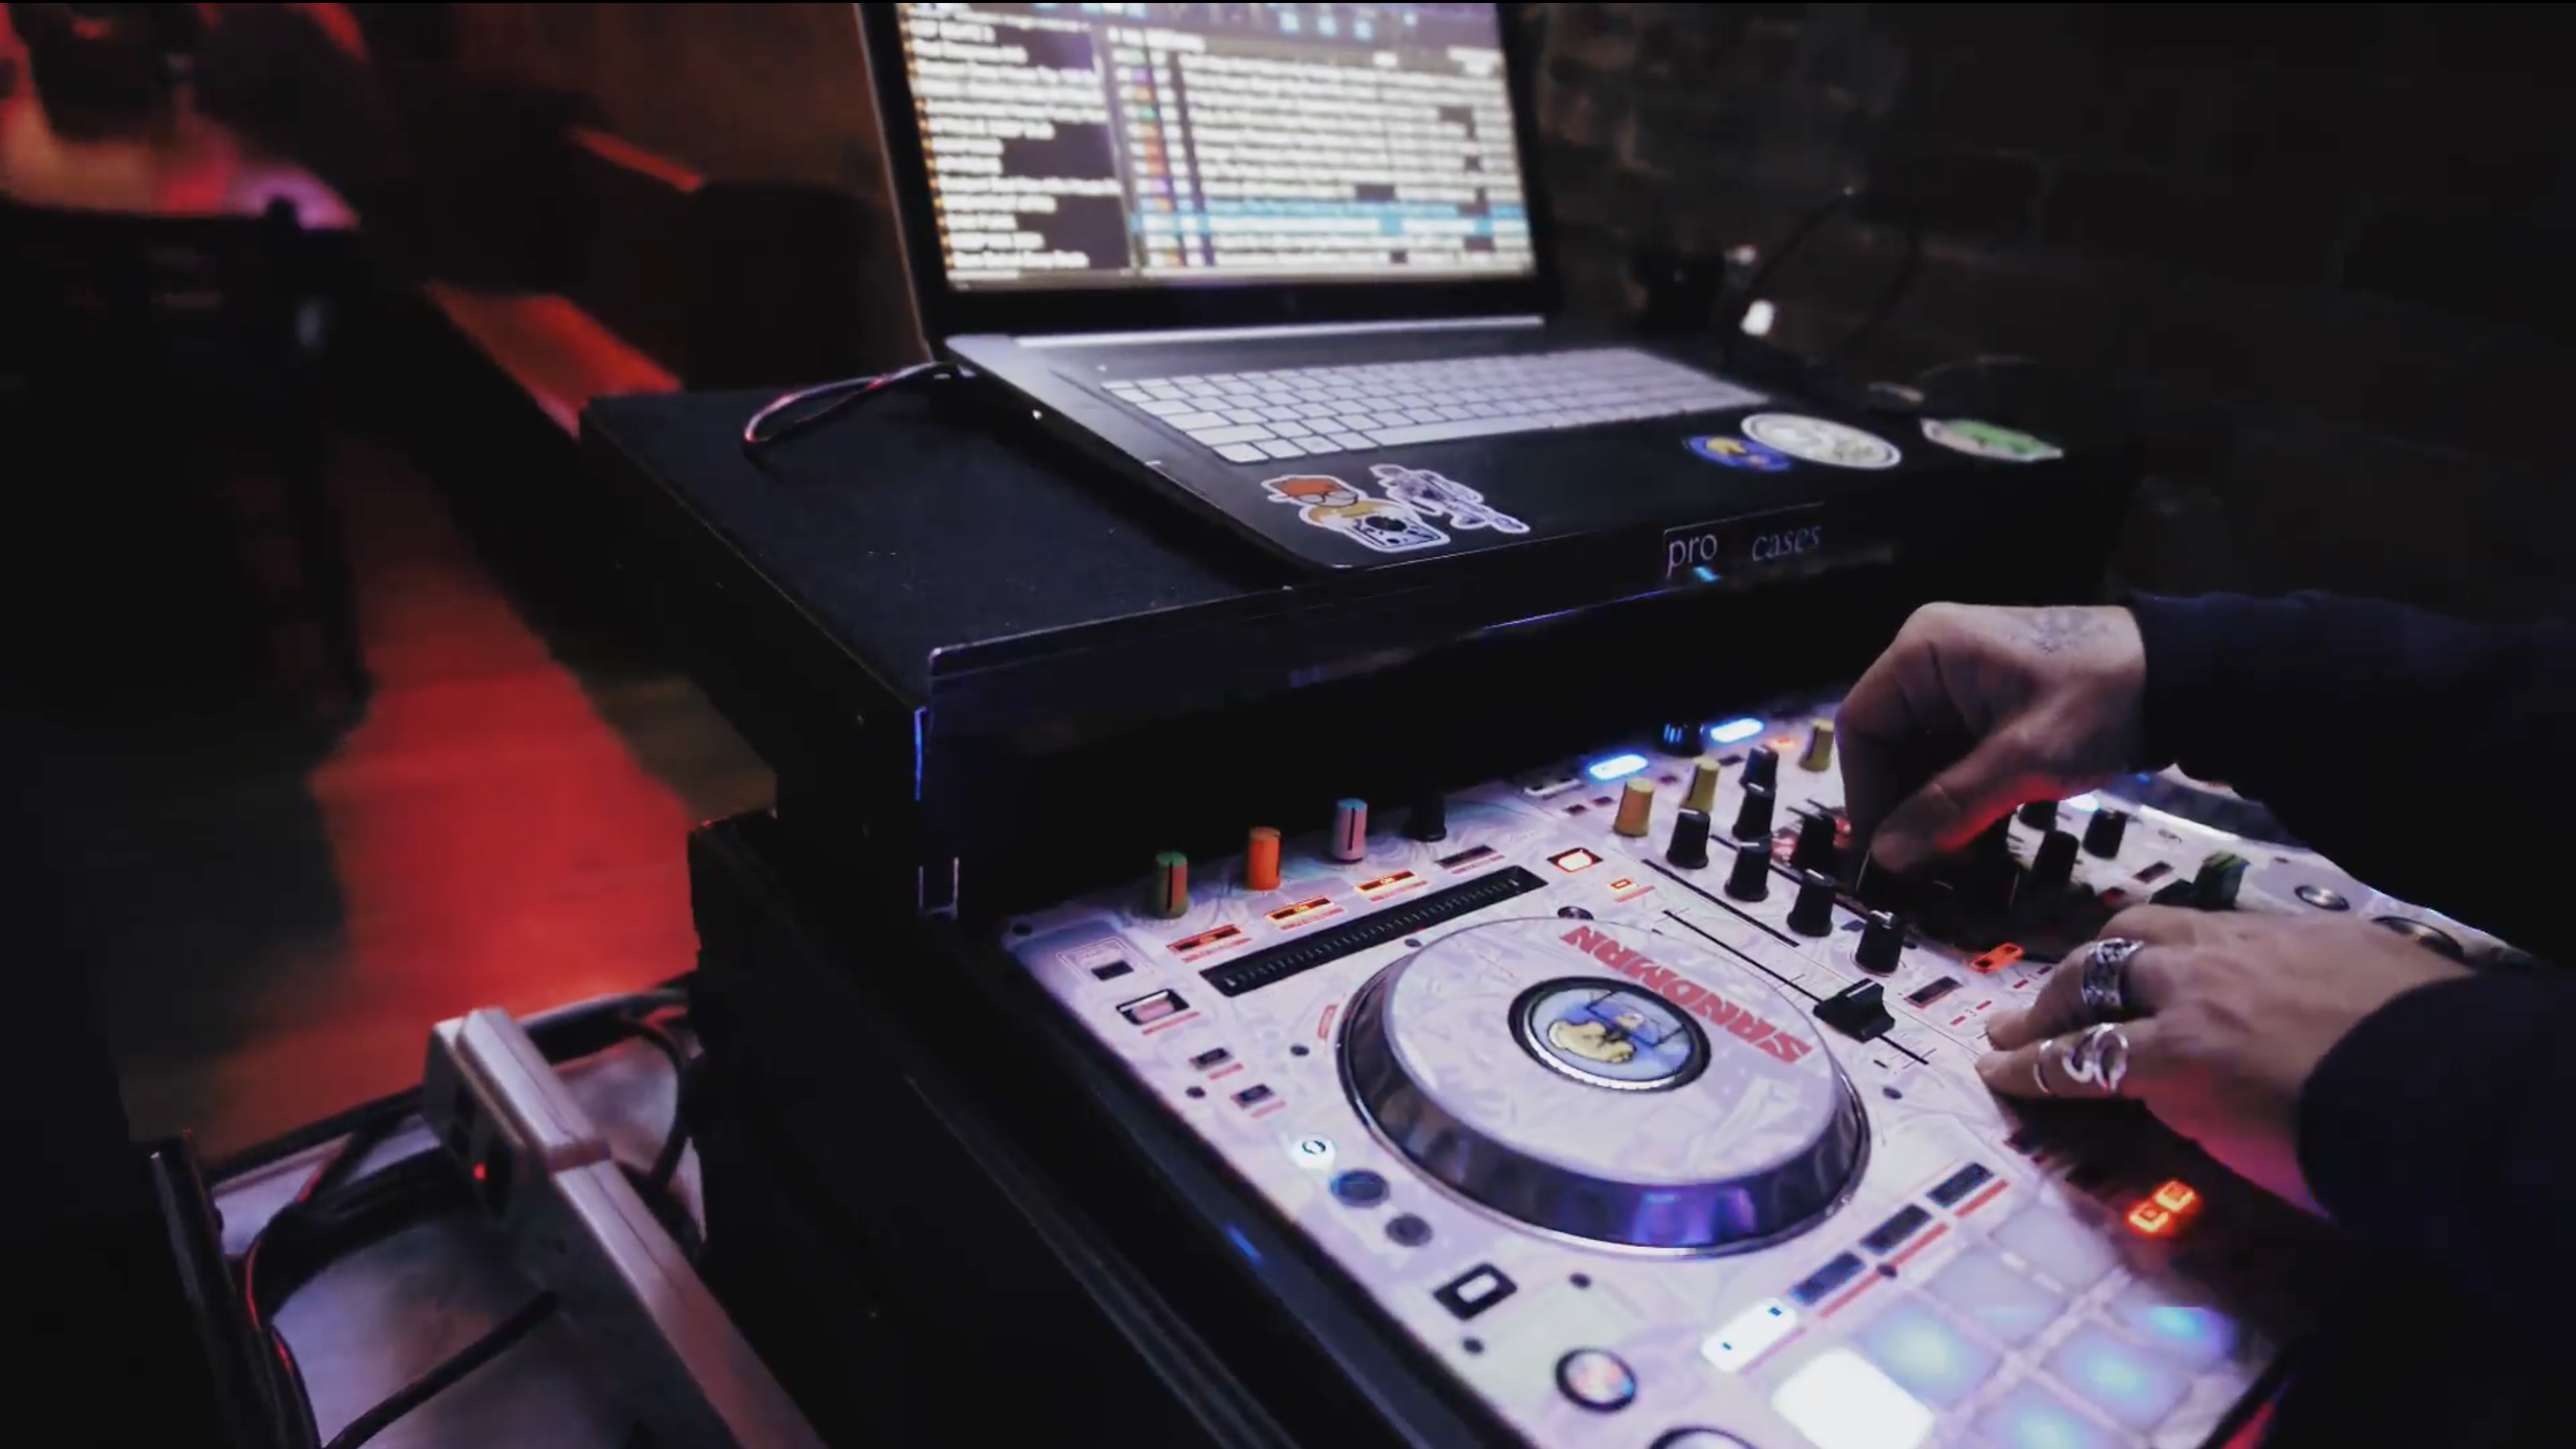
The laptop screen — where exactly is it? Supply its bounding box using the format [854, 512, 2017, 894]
[891, 3, 1535, 294]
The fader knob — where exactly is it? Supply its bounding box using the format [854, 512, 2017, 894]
[1732, 782, 1776, 842]
[1329, 799, 1370, 862]
[1404, 792, 1448, 842]
[1683, 757, 1721, 813]
[1743, 747, 1780, 791]
[1799, 721, 1836, 772]
[1855, 909, 1905, 973]
[2081, 806, 2130, 858]
[2018, 799, 2059, 830]
[1787, 870, 1838, 937]
[1790, 809, 1840, 874]
[1613, 778, 1655, 838]
[1659, 722, 1704, 755]
[1245, 827, 1281, 891]
[1724, 838, 1772, 902]
[2030, 828, 2081, 891]
[1666, 807, 1714, 869]
[1149, 852, 1190, 919]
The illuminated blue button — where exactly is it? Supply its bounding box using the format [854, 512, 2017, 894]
[1993, 1206, 2121, 1292]
[2045, 1323, 2190, 1431]
[1709, 717, 1766, 745]
[1855, 1299, 2000, 1409]
[2109, 1281, 2239, 1371]
[1973, 1381, 2119, 1449]
[1588, 753, 1652, 782]
[1923, 1246, 2067, 1348]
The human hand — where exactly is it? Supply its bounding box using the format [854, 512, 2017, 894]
[1837, 603, 2147, 872]
[1975, 906, 2471, 1210]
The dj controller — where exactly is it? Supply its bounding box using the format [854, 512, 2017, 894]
[997, 701, 2504, 1449]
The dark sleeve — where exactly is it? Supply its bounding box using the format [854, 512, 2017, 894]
[2299, 973, 2576, 1333]
[2126, 591, 2576, 952]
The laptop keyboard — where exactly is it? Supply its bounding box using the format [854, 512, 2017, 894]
[1102, 347, 1767, 464]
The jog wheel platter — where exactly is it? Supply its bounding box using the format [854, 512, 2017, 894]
[1342, 918, 1866, 1253]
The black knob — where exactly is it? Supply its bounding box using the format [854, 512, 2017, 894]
[2018, 799, 2059, 830]
[1787, 870, 1838, 937]
[1665, 807, 1713, 869]
[1856, 909, 1905, 973]
[1790, 810, 1840, 874]
[1723, 838, 1772, 902]
[2081, 806, 2130, 858]
[1732, 782, 1776, 842]
[1854, 850, 1907, 912]
[1918, 879, 1965, 941]
[2030, 828, 2081, 891]
[1742, 748, 1778, 791]
[1404, 792, 1448, 842]
[1658, 721, 1703, 755]
[1966, 817, 2019, 911]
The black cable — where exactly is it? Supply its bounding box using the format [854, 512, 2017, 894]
[319, 1292, 561, 1449]
[740, 361, 957, 455]
[1718, 185, 1923, 369]
[620, 1011, 693, 1195]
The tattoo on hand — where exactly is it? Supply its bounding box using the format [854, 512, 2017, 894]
[2025, 607, 2106, 655]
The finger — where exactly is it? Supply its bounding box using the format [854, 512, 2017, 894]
[1977, 1019, 2165, 1102]
[2097, 903, 2219, 947]
[1834, 637, 1951, 852]
[1981, 938, 2189, 1050]
[1866, 724, 2053, 871]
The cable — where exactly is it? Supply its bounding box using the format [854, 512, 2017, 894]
[320, 1292, 561, 1449]
[740, 361, 956, 455]
[621, 1011, 693, 1195]
[1719, 185, 1923, 369]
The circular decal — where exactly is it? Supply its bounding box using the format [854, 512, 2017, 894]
[1741, 413, 1901, 470]
[1687, 435, 1795, 472]
[1515, 978, 1708, 1091]
[1921, 417, 2064, 463]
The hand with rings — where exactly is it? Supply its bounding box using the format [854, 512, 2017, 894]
[1977, 905, 2472, 1211]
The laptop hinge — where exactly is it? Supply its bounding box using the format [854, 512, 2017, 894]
[1015, 315, 1547, 350]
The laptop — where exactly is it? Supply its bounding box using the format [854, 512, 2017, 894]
[859, 3, 1998, 578]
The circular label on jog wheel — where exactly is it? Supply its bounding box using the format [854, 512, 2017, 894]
[1341, 917, 1866, 1253]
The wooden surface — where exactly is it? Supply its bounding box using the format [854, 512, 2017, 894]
[424, 283, 681, 436]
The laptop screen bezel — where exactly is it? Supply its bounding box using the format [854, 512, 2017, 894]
[858, 1, 1562, 343]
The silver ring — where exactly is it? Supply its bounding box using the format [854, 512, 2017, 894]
[2080, 937, 2144, 1020]
[2032, 1059, 2053, 1097]
[2059, 1023, 2132, 1095]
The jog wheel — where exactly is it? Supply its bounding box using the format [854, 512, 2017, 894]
[1342, 917, 1866, 1253]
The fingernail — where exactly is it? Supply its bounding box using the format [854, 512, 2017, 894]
[1974, 1052, 2004, 1083]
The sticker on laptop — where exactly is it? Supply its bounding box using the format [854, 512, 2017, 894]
[1686, 435, 1796, 472]
[1740, 413, 1901, 470]
[1261, 475, 1450, 554]
[1369, 464, 1528, 534]
[1920, 417, 2065, 463]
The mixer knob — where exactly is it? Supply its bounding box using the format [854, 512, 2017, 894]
[1854, 850, 1907, 913]
[1404, 792, 1448, 842]
[1855, 909, 1906, 973]
[1149, 851, 1191, 918]
[1683, 757, 1721, 814]
[1790, 809, 1840, 874]
[1245, 827, 1281, 891]
[1787, 870, 1838, 937]
[2017, 799, 2059, 830]
[1329, 798, 1370, 862]
[1613, 778, 1655, 838]
[1723, 838, 1773, 902]
[1658, 722, 1704, 755]
[2030, 828, 2081, 891]
[1799, 721, 1837, 772]
[1742, 747, 1780, 791]
[1966, 817, 2019, 912]
[2192, 850, 2248, 909]
[1731, 782, 1777, 842]
[1665, 807, 1714, 870]
[2081, 806, 2130, 858]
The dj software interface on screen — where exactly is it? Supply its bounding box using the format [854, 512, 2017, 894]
[897, 2, 1537, 288]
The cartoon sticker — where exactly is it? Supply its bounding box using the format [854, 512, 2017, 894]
[1260, 474, 1450, 554]
[1686, 435, 1796, 472]
[1517, 979, 1708, 1091]
[1920, 417, 2064, 463]
[1740, 413, 1902, 470]
[1368, 464, 1529, 534]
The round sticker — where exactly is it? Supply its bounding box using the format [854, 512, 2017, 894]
[1921, 417, 2064, 463]
[1741, 413, 1901, 470]
[1515, 979, 1708, 1091]
[1687, 435, 1794, 472]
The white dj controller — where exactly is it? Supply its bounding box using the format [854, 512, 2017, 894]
[1003, 700, 2499, 1449]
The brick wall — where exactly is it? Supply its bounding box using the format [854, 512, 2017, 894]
[1527, 2, 2576, 619]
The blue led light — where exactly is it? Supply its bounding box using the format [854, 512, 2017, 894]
[2046, 1325, 2187, 1430]
[2109, 1284, 2238, 1370]
[1974, 1382, 2118, 1449]
[1587, 753, 1652, 782]
[1223, 1224, 1263, 1265]
[1858, 1301, 2001, 1409]
[1709, 717, 1766, 745]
